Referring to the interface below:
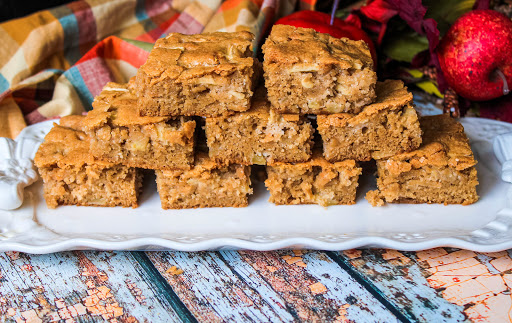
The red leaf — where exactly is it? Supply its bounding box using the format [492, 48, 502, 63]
[345, 13, 362, 29]
[423, 18, 440, 51]
[360, 0, 398, 23]
[473, 0, 490, 10]
[384, 0, 447, 91]
[386, 0, 426, 34]
[348, 0, 398, 45]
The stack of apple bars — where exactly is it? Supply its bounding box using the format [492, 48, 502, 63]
[34, 24, 479, 209]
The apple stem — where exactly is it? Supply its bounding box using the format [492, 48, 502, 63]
[494, 68, 510, 95]
[331, 0, 341, 25]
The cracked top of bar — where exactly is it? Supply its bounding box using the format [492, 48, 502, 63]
[84, 82, 170, 129]
[262, 24, 373, 72]
[384, 114, 477, 174]
[35, 116, 113, 168]
[138, 31, 255, 81]
[317, 80, 413, 127]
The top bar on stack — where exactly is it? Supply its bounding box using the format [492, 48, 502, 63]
[134, 31, 258, 117]
[262, 25, 377, 115]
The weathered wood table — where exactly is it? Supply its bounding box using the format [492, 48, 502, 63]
[1, 248, 509, 322]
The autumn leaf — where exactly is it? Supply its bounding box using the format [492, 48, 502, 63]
[383, 32, 428, 62]
[424, 0, 476, 35]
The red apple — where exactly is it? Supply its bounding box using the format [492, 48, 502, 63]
[437, 10, 512, 101]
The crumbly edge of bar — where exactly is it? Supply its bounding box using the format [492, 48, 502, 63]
[318, 104, 421, 161]
[265, 67, 376, 114]
[155, 164, 252, 209]
[38, 165, 142, 209]
[138, 94, 251, 117]
[265, 161, 361, 206]
[137, 59, 258, 117]
[384, 114, 476, 172]
[88, 119, 195, 170]
[144, 30, 254, 78]
[34, 122, 98, 168]
[205, 110, 314, 165]
[262, 25, 373, 71]
[366, 165, 479, 206]
[136, 31, 254, 90]
[316, 79, 414, 127]
[85, 82, 169, 130]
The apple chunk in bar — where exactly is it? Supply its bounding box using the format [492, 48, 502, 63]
[262, 24, 377, 114]
[34, 116, 142, 209]
[265, 154, 362, 206]
[205, 88, 314, 165]
[366, 114, 479, 206]
[156, 153, 252, 209]
[134, 31, 258, 117]
[317, 80, 422, 161]
[84, 82, 196, 170]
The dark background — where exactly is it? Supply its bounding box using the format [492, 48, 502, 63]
[0, 0, 73, 22]
[0, 0, 336, 23]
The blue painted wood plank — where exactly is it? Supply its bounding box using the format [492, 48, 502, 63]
[337, 249, 468, 322]
[0, 251, 184, 322]
[147, 250, 400, 322]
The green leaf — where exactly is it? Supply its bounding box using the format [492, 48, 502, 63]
[122, 38, 154, 52]
[406, 69, 444, 98]
[382, 32, 428, 62]
[407, 69, 424, 78]
[416, 80, 444, 98]
[424, 0, 475, 35]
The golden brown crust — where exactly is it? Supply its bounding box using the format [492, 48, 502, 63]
[205, 87, 314, 165]
[366, 115, 479, 206]
[207, 87, 303, 122]
[269, 152, 360, 176]
[84, 82, 169, 129]
[84, 81, 196, 170]
[34, 117, 112, 168]
[262, 25, 373, 71]
[316, 80, 421, 161]
[317, 80, 413, 128]
[39, 165, 142, 208]
[265, 153, 361, 206]
[35, 116, 143, 209]
[366, 166, 479, 206]
[262, 25, 376, 115]
[186, 152, 226, 172]
[59, 115, 86, 130]
[138, 31, 254, 82]
[383, 114, 476, 175]
[135, 31, 257, 117]
[156, 153, 252, 209]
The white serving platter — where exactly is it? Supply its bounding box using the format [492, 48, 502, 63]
[1, 108, 512, 253]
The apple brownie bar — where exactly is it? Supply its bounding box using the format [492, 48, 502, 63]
[135, 31, 258, 117]
[156, 153, 252, 209]
[84, 82, 195, 170]
[205, 89, 314, 165]
[262, 25, 376, 114]
[366, 114, 479, 206]
[317, 80, 422, 161]
[265, 154, 362, 206]
[34, 116, 142, 209]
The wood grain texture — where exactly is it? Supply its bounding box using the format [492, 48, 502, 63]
[4, 248, 510, 323]
[0, 251, 183, 322]
[338, 249, 512, 322]
[146, 250, 399, 322]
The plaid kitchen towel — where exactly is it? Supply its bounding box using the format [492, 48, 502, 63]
[0, 0, 315, 138]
